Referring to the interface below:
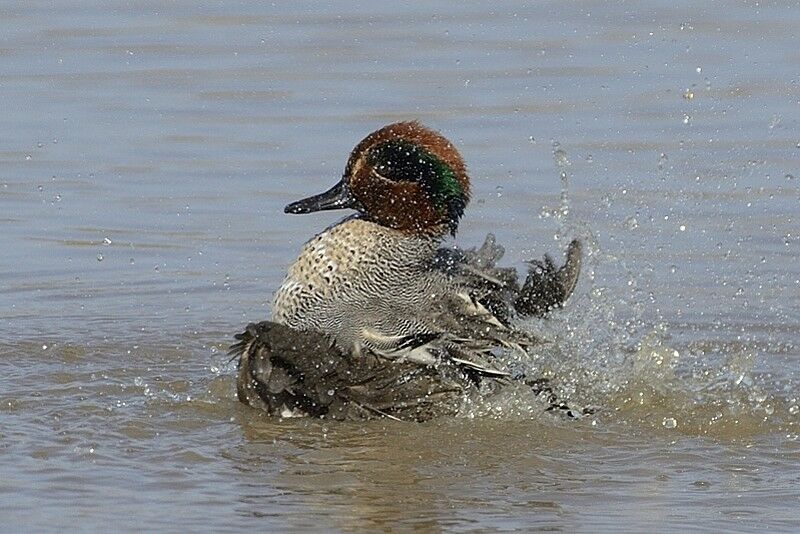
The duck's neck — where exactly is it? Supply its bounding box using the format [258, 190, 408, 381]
[339, 216, 444, 265]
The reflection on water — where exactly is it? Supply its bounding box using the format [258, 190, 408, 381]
[1, 0, 798, 530]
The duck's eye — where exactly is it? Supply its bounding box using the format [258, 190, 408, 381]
[367, 140, 437, 184]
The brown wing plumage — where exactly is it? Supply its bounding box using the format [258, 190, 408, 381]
[232, 321, 474, 421]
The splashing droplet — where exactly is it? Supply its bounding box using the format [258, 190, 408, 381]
[103, 237, 112, 245]
[553, 147, 571, 167]
[662, 417, 677, 429]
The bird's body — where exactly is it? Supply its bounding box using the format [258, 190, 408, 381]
[233, 121, 585, 419]
[273, 216, 449, 360]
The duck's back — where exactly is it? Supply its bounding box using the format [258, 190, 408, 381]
[272, 217, 448, 351]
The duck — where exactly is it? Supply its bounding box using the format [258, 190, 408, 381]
[232, 121, 584, 421]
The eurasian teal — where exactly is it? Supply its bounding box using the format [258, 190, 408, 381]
[270, 121, 580, 376]
[232, 121, 584, 419]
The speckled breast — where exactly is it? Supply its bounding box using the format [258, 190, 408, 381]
[272, 217, 448, 349]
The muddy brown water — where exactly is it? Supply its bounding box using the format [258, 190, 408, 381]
[1, 1, 798, 531]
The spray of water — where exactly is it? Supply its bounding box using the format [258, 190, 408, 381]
[462, 144, 798, 440]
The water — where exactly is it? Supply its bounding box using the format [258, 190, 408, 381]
[1, 1, 799, 531]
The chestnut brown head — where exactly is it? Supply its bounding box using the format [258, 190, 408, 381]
[285, 121, 470, 236]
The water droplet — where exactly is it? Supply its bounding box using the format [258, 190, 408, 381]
[679, 224, 686, 232]
[25, 154, 32, 161]
[662, 417, 677, 429]
[553, 147, 570, 167]
[495, 185, 503, 198]
[695, 66, 702, 73]
[786, 174, 795, 181]
[327, 389, 335, 396]
[53, 194, 62, 202]
[682, 89, 694, 100]
[682, 114, 692, 125]
[528, 135, 536, 144]
[37, 142, 44, 148]
[103, 237, 112, 245]
[42, 344, 48, 350]
[37, 185, 44, 192]
[669, 265, 678, 274]
[789, 405, 799, 415]
[96, 253, 104, 262]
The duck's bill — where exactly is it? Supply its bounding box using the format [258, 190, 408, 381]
[284, 180, 361, 214]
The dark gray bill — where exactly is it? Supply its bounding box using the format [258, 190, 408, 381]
[284, 180, 361, 214]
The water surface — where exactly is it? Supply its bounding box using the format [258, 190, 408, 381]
[1, 1, 798, 531]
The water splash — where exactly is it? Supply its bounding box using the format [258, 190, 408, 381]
[553, 141, 571, 220]
[471, 146, 798, 440]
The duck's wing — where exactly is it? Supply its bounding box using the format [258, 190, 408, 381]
[358, 326, 511, 378]
[415, 291, 534, 377]
[231, 321, 594, 420]
[515, 239, 582, 317]
[438, 234, 583, 321]
[231, 321, 471, 421]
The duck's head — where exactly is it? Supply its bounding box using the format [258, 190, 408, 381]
[285, 121, 470, 236]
